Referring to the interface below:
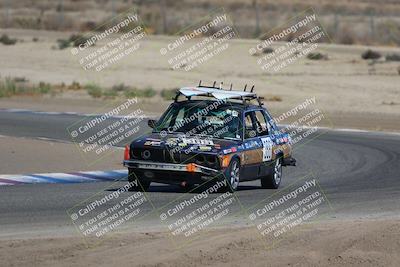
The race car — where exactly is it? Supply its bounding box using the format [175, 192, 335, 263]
[123, 82, 296, 192]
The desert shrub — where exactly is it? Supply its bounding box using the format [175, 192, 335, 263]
[68, 81, 82, 90]
[0, 78, 17, 97]
[38, 82, 51, 94]
[13, 85, 31, 95]
[161, 88, 178, 100]
[0, 78, 54, 97]
[69, 34, 93, 47]
[32, 37, 39, 42]
[85, 83, 103, 98]
[382, 101, 398, 105]
[140, 87, 156, 98]
[307, 52, 328, 60]
[57, 38, 71, 49]
[385, 53, 400, 62]
[13, 77, 28, 82]
[20, 84, 45, 95]
[124, 90, 134, 98]
[262, 47, 274, 54]
[57, 34, 93, 49]
[80, 21, 97, 31]
[397, 66, 400, 75]
[1, 80, 25, 96]
[124, 87, 156, 98]
[112, 83, 129, 92]
[265, 95, 282, 102]
[103, 90, 118, 98]
[362, 49, 381, 60]
[0, 34, 17, 45]
[124, 89, 138, 98]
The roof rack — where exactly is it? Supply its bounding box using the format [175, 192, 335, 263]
[174, 81, 264, 107]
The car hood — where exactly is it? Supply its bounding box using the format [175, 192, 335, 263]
[130, 132, 239, 155]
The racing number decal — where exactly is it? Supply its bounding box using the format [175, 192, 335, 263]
[261, 137, 273, 162]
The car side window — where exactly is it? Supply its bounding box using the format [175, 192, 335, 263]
[244, 111, 257, 139]
[175, 108, 185, 124]
[263, 110, 278, 134]
[254, 110, 269, 136]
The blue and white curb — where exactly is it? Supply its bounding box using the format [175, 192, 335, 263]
[0, 169, 128, 186]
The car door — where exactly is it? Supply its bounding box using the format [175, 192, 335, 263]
[254, 109, 275, 176]
[241, 110, 263, 180]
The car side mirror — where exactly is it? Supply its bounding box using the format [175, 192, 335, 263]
[147, 119, 156, 129]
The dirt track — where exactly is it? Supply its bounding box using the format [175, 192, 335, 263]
[1, 219, 399, 267]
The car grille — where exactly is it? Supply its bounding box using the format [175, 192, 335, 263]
[131, 148, 220, 169]
[131, 147, 164, 162]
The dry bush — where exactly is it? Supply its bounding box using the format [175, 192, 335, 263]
[0, 34, 17, 45]
[79, 21, 97, 31]
[362, 49, 381, 60]
[386, 53, 400, 62]
[111, 83, 129, 92]
[0, 77, 53, 97]
[307, 52, 328, 60]
[161, 88, 179, 100]
[265, 95, 282, 102]
[262, 47, 274, 54]
[124, 87, 157, 98]
[85, 83, 103, 98]
[68, 81, 82, 90]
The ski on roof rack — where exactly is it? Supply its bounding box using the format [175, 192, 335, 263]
[174, 81, 264, 106]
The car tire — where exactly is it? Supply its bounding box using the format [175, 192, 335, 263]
[128, 168, 151, 192]
[223, 158, 240, 192]
[261, 157, 282, 189]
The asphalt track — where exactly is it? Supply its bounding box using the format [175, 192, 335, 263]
[0, 109, 399, 238]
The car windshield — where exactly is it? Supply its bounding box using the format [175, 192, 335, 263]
[154, 101, 242, 140]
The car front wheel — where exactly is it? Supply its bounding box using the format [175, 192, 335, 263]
[223, 159, 240, 192]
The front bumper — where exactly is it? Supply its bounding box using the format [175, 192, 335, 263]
[123, 159, 221, 176]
